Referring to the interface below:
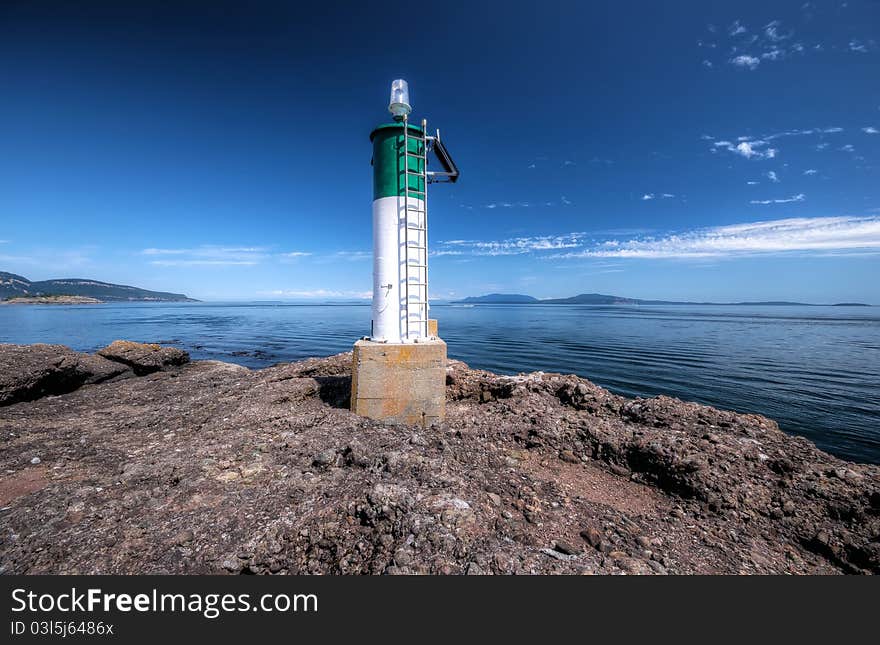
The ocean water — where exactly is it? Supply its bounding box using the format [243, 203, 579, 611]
[1, 302, 878, 464]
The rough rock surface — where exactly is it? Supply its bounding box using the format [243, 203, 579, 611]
[97, 340, 190, 375]
[0, 343, 877, 575]
[0, 343, 131, 406]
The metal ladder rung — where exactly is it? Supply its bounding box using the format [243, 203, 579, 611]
[402, 118, 429, 340]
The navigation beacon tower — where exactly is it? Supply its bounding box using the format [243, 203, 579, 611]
[350, 79, 459, 425]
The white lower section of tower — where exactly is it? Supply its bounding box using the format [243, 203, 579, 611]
[371, 195, 428, 343]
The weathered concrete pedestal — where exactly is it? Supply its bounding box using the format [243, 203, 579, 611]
[350, 337, 446, 426]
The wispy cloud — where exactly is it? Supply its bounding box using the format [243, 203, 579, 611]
[713, 139, 777, 160]
[436, 233, 584, 257]
[749, 193, 806, 205]
[141, 246, 268, 266]
[552, 216, 880, 259]
[766, 170, 780, 183]
[142, 246, 264, 255]
[707, 126, 842, 160]
[730, 54, 760, 69]
[279, 251, 312, 264]
[762, 127, 842, 140]
[0, 248, 96, 270]
[486, 201, 534, 209]
[151, 260, 258, 266]
[641, 193, 655, 201]
[707, 17, 872, 69]
[330, 250, 371, 261]
[467, 198, 563, 210]
[803, 169, 818, 175]
[863, 127, 879, 134]
[432, 216, 880, 262]
[763, 20, 791, 43]
[140, 246, 317, 266]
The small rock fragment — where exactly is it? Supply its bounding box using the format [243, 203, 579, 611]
[312, 449, 336, 466]
[580, 527, 603, 549]
[554, 541, 581, 556]
[174, 529, 194, 545]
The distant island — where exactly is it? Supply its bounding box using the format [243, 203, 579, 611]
[454, 292, 871, 306]
[0, 271, 196, 303]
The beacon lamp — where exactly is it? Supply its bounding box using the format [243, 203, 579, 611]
[388, 79, 412, 120]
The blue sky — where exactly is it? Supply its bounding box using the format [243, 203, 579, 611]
[1, 0, 878, 303]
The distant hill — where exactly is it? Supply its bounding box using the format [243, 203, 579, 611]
[541, 293, 639, 305]
[0, 272, 196, 302]
[454, 292, 871, 306]
[457, 293, 539, 304]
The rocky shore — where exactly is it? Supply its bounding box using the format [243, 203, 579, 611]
[1, 342, 877, 575]
[1, 295, 102, 305]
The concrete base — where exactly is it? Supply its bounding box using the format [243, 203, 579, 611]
[350, 338, 446, 426]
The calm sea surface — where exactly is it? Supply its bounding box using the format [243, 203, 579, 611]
[1, 302, 878, 464]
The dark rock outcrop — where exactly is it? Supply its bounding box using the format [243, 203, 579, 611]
[0, 344, 877, 575]
[97, 340, 189, 375]
[0, 343, 130, 406]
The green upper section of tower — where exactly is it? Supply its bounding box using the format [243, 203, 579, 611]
[370, 123, 425, 200]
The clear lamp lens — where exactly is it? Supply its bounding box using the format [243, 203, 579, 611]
[388, 79, 411, 117]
